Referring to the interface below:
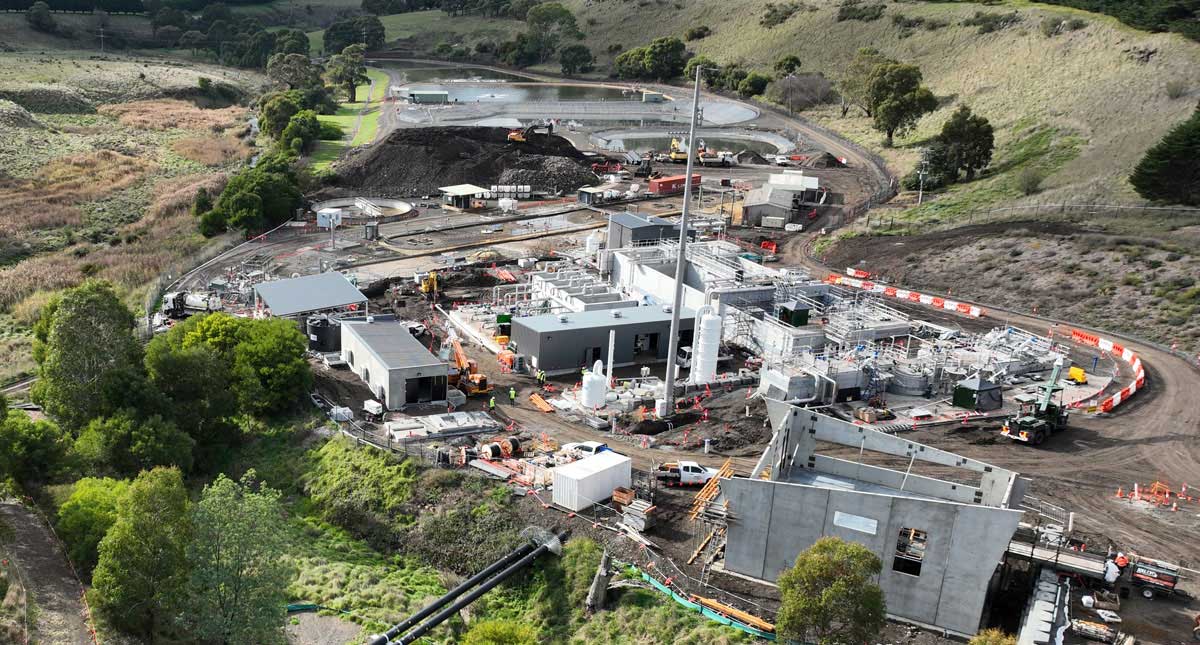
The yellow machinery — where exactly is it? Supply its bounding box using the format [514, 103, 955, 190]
[418, 270, 438, 301]
[668, 137, 690, 163]
[1067, 366, 1088, 385]
[507, 123, 553, 143]
[448, 338, 492, 396]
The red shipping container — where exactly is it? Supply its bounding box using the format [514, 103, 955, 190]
[648, 174, 701, 195]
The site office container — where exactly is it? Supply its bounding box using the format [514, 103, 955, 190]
[551, 451, 632, 512]
[648, 174, 701, 195]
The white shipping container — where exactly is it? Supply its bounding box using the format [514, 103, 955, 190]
[552, 451, 631, 512]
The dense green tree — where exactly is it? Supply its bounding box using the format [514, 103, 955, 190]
[867, 63, 937, 146]
[226, 191, 265, 232]
[463, 619, 538, 645]
[231, 318, 312, 414]
[937, 104, 994, 181]
[32, 281, 141, 430]
[266, 53, 321, 90]
[156, 25, 183, 47]
[191, 187, 213, 218]
[774, 54, 802, 77]
[239, 30, 277, 68]
[179, 29, 207, 55]
[55, 477, 130, 577]
[683, 55, 721, 86]
[25, 1, 55, 33]
[272, 28, 310, 56]
[152, 6, 187, 31]
[1130, 103, 1200, 205]
[259, 91, 303, 139]
[92, 467, 192, 638]
[525, 2, 582, 60]
[559, 44, 594, 75]
[776, 537, 886, 645]
[323, 16, 385, 55]
[0, 409, 68, 484]
[837, 47, 894, 117]
[326, 43, 369, 102]
[614, 37, 687, 80]
[74, 411, 194, 476]
[507, 0, 538, 19]
[280, 109, 323, 152]
[198, 2, 232, 29]
[737, 71, 771, 98]
[185, 473, 291, 643]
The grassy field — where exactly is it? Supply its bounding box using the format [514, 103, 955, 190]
[307, 9, 524, 55]
[555, 0, 1200, 211]
[0, 52, 266, 329]
[311, 67, 389, 171]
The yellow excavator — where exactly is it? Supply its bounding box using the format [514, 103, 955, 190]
[418, 270, 439, 301]
[507, 123, 554, 143]
[668, 137, 690, 163]
[447, 337, 492, 396]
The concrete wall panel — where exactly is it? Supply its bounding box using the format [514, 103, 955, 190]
[723, 478, 775, 579]
[762, 486, 830, 580]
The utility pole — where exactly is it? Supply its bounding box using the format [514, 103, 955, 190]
[97, 25, 105, 53]
[662, 64, 704, 414]
[917, 149, 930, 205]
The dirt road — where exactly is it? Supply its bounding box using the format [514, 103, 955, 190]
[0, 502, 91, 645]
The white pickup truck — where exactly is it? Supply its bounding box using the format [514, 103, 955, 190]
[654, 461, 720, 487]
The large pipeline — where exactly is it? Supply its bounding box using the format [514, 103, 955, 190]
[367, 529, 565, 645]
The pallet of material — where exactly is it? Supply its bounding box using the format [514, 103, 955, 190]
[612, 486, 635, 506]
[622, 499, 657, 531]
[1070, 619, 1117, 643]
[529, 393, 555, 412]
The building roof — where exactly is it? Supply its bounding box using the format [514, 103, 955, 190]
[513, 305, 694, 334]
[555, 450, 631, 479]
[768, 171, 820, 191]
[254, 272, 366, 317]
[439, 184, 488, 197]
[342, 321, 445, 370]
[608, 211, 675, 229]
[745, 185, 799, 209]
[579, 186, 609, 194]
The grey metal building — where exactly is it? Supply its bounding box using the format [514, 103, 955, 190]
[509, 306, 695, 374]
[719, 400, 1026, 636]
[341, 320, 448, 409]
[605, 212, 686, 250]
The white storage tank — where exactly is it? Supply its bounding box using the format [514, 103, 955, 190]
[692, 306, 722, 384]
[581, 360, 607, 407]
[552, 451, 632, 512]
[584, 232, 601, 254]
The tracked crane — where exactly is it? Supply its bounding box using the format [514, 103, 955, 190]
[1001, 357, 1069, 446]
[446, 335, 492, 397]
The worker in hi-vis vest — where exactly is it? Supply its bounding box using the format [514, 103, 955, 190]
[508, 386, 517, 405]
[488, 395, 496, 411]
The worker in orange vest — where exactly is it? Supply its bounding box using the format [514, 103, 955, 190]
[1115, 553, 1130, 570]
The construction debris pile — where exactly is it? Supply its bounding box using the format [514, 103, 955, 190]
[330, 126, 598, 197]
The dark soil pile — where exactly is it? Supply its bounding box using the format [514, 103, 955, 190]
[330, 126, 598, 197]
[803, 151, 846, 168]
[735, 149, 769, 165]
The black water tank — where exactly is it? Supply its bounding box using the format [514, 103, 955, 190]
[306, 316, 342, 352]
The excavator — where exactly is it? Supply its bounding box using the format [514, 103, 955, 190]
[446, 336, 493, 397]
[507, 122, 554, 143]
[417, 270, 439, 301]
[1001, 357, 1069, 446]
[668, 137, 690, 163]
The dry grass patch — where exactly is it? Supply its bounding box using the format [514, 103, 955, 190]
[98, 99, 246, 132]
[0, 173, 225, 312]
[172, 134, 251, 166]
[0, 150, 155, 237]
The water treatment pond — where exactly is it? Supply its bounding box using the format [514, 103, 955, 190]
[609, 136, 782, 154]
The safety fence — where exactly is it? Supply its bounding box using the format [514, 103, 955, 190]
[825, 271, 985, 318]
[1055, 327, 1146, 413]
[825, 271, 1148, 414]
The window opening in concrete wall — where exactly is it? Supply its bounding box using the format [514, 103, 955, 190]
[893, 527, 927, 576]
[348, 350, 355, 366]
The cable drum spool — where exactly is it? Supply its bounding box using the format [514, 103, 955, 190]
[692, 305, 722, 384]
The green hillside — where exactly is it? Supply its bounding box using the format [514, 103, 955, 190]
[557, 0, 1200, 211]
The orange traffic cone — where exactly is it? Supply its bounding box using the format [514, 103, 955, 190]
[1116, 487, 1124, 498]
[1171, 502, 1178, 512]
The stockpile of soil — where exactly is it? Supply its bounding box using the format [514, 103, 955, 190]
[803, 151, 846, 168]
[736, 150, 769, 165]
[331, 126, 598, 196]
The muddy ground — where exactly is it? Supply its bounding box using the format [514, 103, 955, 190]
[821, 221, 1200, 357]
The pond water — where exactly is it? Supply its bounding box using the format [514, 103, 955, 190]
[609, 136, 781, 154]
[405, 82, 648, 103]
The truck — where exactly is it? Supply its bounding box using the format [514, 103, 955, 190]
[675, 346, 732, 369]
[161, 291, 223, 319]
[696, 149, 736, 167]
[654, 461, 719, 487]
[1001, 357, 1069, 446]
[561, 441, 610, 457]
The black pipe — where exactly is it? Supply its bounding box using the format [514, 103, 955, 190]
[366, 540, 538, 645]
[394, 535, 563, 645]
